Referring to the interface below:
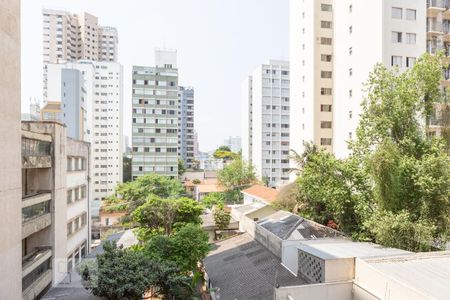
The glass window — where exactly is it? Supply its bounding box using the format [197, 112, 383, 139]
[321, 21, 332, 29]
[321, 104, 332, 112]
[321, 54, 332, 62]
[321, 4, 332, 12]
[392, 7, 402, 19]
[406, 33, 416, 44]
[407, 57, 416, 68]
[320, 138, 332, 146]
[320, 121, 332, 129]
[321, 71, 332, 78]
[391, 55, 402, 67]
[392, 31, 402, 43]
[406, 9, 416, 20]
[321, 37, 332, 45]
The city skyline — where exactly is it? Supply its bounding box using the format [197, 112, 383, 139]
[21, 0, 289, 151]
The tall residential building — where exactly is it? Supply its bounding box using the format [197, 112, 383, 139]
[242, 60, 290, 187]
[44, 60, 123, 216]
[289, 0, 334, 169]
[224, 136, 242, 153]
[289, 0, 426, 163]
[132, 50, 179, 179]
[333, 0, 425, 158]
[21, 121, 91, 299]
[42, 9, 118, 63]
[426, 2, 450, 149]
[242, 76, 253, 162]
[178, 86, 195, 169]
[0, 0, 22, 298]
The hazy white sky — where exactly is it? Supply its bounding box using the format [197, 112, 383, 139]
[21, 0, 289, 151]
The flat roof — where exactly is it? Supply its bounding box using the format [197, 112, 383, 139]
[362, 251, 450, 299]
[204, 233, 307, 299]
[297, 239, 411, 260]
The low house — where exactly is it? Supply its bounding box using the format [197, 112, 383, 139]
[191, 178, 225, 201]
[99, 202, 127, 227]
[241, 184, 279, 205]
[200, 212, 239, 242]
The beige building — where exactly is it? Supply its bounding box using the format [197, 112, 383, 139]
[0, 0, 22, 298]
[426, 2, 450, 150]
[42, 9, 118, 64]
[40, 101, 62, 122]
[21, 121, 91, 299]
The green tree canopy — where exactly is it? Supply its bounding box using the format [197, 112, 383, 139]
[213, 145, 238, 160]
[217, 158, 256, 190]
[178, 159, 186, 176]
[213, 204, 231, 230]
[132, 195, 203, 237]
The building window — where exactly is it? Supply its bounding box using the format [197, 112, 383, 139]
[349, 68, 353, 76]
[321, 54, 332, 62]
[321, 88, 332, 95]
[321, 21, 332, 29]
[349, 89, 353, 98]
[406, 9, 416, 20]
[320, 138, 332, 146]
[349, 26, 353, 34]
[321, 37, 332, 45]
[349, 4, 352, 13]
[321, 104, 332, 112]
[349, 47, 353, 55]
[392, 7, 402, 19]
[349, 132, 353, 139]
[320, 121, 332, 129]
[321, 71, 332, 78]
[321, 4, 332, 12]
[392, 31, 402, 43]
[406, 57, 416, 68]
[349, 110, 353, 119]
[391, 55, 402, 67]
[406, 33, 416, 44]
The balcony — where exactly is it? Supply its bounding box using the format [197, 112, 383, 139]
[22, 200, 51, 238]
[22, 247, 52, 300]
[427, 22, 444, 37]
[22, 191, 51, 209]
[22, 138, 52, 169]
[427, 0, 448, 16]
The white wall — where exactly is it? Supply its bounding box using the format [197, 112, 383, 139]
[275, 281, 353, 300]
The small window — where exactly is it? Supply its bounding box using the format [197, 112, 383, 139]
[349, 26, 353, 34]
[406, 57, 416, 68]
[391, 55, 402, 67]
[349, 90, 353, 98]
[321, 104, 332, 112]
[406, 9, 416, 20]
[321, 21, 332, 29]
[349, 4, 352, 13]
[392, 31, 402, 43]
[349, 68, 353, 76]
[321, 37, 332, 45]
[321, 54, 332, 62]
[349, 110, 353, 119]
[321, 71, 332, 78]
[406, 33, 416, 44]
[321, 4, 332, 12]
[321, 88, 332, 95]
[392, 7, 402, 19]
[349, 47, 353, 56]
[320, 138, 332, 146]
[320, 121, 332, 129]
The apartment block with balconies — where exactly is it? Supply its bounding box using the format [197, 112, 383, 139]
[178, 86, 195, 169]
[426, 0, 450, 149]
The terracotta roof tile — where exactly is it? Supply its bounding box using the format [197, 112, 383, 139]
[241, 185, 278, 203]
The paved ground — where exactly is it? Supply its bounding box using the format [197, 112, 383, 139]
[42, 230, 138, 300]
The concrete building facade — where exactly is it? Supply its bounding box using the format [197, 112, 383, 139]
[178, 86, 195, 169]
[43, 60, 123, 216]
[243, 60, 290, 187]
[42, 9, 118, 64]
[0, 0, 22, 298]
[242, 76, 253, 162]
[132, 50, 179, 179]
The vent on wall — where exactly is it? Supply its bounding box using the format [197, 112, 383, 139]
[298, 250, 324, 283]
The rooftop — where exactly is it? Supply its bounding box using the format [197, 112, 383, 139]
[361, 251, 450, 299]
[204, 233, 307, 300]
[257, 210, 346, 241]
[241, 185, 279, 203]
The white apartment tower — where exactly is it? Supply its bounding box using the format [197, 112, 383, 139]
[42, 9, 118, 63]
[132, 50, 179, 179]
[289, 0, 426, 163]
[178, 87, 195, 169]
[44, 61, 123, 216]
[242, 60, 290, 187]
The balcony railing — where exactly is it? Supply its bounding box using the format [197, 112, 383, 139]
[22, 191, 51, 208]
[428, 22, 444, 32]
[22, 248, 52, 297]
[22, 138, 51, 157]
[427, 0, 448, 9]
[22, 200, 51, 223]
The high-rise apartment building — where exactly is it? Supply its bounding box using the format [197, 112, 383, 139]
[0, 0, 22, 298]
[289, 0, 334, 166]
[224, 136, 242, 153]
[242, 60, 290, 187]
[44, 61, 123, 216]
[42, 9, 118, 63]
[178, 86, 195, 169]
[132, 50, 179, 179]
[426, 1, 450, 149]
[289, 0, 426, 163]
[242, 76, 253, 163]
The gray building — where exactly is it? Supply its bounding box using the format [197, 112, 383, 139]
[61, 69, 87, 140]
[178, 86, 195, 169]
[132, 50, 179, 179]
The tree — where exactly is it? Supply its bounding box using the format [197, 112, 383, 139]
[213, 204, 231, 230]
[178, 159, 186, 176]
[201, 192, 225, 209]
[213, 145, 238, 160]
[123, 156, 132, 183]
[80, 241, 155, 300]
[217, 158, 256, 190]
[132, 195, 203, 237]
[115, 174, 185, 212]
[144, 224, 210, 273]
[272, 182, 300, 213]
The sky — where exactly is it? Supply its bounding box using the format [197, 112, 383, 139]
[21, 0, 289, 152]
